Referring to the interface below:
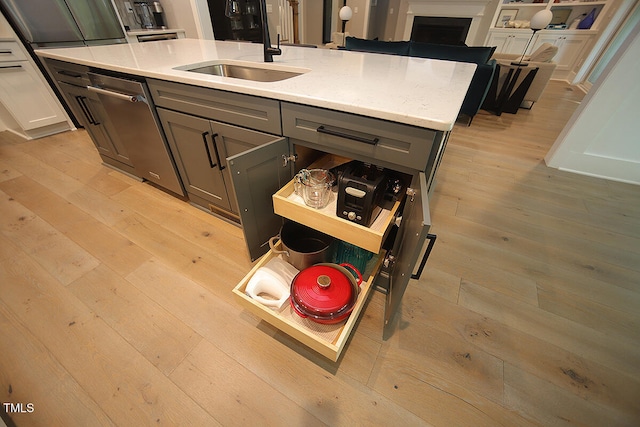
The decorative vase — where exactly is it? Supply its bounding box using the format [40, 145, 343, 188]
[577, 8, 596, 30]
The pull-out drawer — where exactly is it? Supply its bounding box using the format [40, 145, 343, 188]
[148, 79, 282, 135]
[273, 181, 401, 254]
[43, 58, 91, 87]
[282, 102, 437, 171]
[0, 42, 27, 62]
[272, 154, 404, 253]
[233, 241, 384, 361]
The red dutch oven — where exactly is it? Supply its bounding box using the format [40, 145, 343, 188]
[290, 263, 363, 324]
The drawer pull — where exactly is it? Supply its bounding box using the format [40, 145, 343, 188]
[0, 50, 13, 55]
[0, 65, 22, 70]
[137, 33, 178, 42]
[57, 70, 83, 78]
[202, 131, 217, 169]
[316, 125, 379, 145]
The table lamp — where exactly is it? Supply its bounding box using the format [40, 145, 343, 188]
[514, 9, 553, 66]
[338, 2, 353, 47]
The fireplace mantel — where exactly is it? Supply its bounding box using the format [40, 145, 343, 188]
[403, 0, 491, 46]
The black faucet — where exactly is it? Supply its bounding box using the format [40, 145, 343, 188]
[259, 0, 281, 62]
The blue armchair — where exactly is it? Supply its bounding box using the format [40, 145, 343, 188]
[344, 37, 497, 125]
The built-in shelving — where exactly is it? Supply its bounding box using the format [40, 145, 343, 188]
[493, 0, 610, 30]
[486, 0, 618, 80]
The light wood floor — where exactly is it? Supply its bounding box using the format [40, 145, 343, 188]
[1, 81, 639, 426]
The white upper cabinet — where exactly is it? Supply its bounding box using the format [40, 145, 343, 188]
[485, 0, 618, 80]
[0, 15, 71, 139]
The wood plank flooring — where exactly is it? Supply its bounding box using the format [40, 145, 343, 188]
[1, 81, 639, 426]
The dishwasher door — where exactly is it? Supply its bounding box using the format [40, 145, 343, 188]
[87, 72, 185, 196]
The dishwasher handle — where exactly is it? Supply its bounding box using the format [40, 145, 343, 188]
[87, 85, 140, 103]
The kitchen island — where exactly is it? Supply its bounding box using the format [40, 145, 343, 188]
[36, 39, 475, 359]
[36, 38, 474, 131]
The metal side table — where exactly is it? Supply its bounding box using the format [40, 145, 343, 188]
[482, 61, 539, 115]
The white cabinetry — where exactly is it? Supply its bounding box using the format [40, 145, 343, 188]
[0, 17, 71, 139]
[485, 0, 617, 80]
[487, 30, 536, 55]
[489, 0, 612, 32]
[534, 31, 592, 76]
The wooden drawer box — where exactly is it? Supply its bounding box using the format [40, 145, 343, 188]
[0, 42, 27, 62]
[232, 241, 384, 361]
[272, 177, 401, 254]
[281, 102, 437, 172]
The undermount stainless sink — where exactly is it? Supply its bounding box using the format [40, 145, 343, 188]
[179, 61, 307, 82]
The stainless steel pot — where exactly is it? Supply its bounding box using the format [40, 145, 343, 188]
[268, 221, 334, 271]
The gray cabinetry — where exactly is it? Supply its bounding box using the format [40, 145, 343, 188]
[158, 109, 232, 213]
[229, 103, 448, 352]
[282, 101, 450, 197]
[149, 79, 286, 227]
[148, 79, 282, 135]
[157, 107, 284, 218]
[279, 102, 447, 337]
[42, 58, 135, 175]
[281, 102, 439, 172]
[149, 80, 295, 261]
[228, 138, 293, 260]
[37, 53, 450, 357]
[381, 171, 432, 336]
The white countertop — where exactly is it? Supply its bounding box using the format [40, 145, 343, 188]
[36, 38, 476, 131]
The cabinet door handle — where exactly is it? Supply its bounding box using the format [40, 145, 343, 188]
[211, 133, 226, 171]
[76, 96, 100, 125]
[137, 33, 177, 42]
[57, 70, 83, 78]
[0, 65, 22, 70]
[0, 50, 12, 54]
[202, 131, 217, 169]
[411, 233, 437, 280]
[316, 125, 380, 145]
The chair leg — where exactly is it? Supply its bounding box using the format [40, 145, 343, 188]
[456, 113, 473, 126]
[520, 100, 535, 109]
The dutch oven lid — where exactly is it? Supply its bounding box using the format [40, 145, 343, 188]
[291, 264, 356, 314]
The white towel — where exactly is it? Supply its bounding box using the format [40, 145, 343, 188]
[245, 258, 299, 309]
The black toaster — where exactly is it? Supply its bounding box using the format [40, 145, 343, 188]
[336, 161, 388, 226]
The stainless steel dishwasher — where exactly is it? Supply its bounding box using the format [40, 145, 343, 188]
[87, 71, 184, 196]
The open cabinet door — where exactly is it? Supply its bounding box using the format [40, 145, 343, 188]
[227, 137, 292, 261]
[383, 171, 432, 338]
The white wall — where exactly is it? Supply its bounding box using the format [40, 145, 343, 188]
[545, 19, 640, 185]
[342, 0, 370, 39]
[191, 0, 215, 39]
[302, 1, 324, 45]
[164, 0, 200, 37]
